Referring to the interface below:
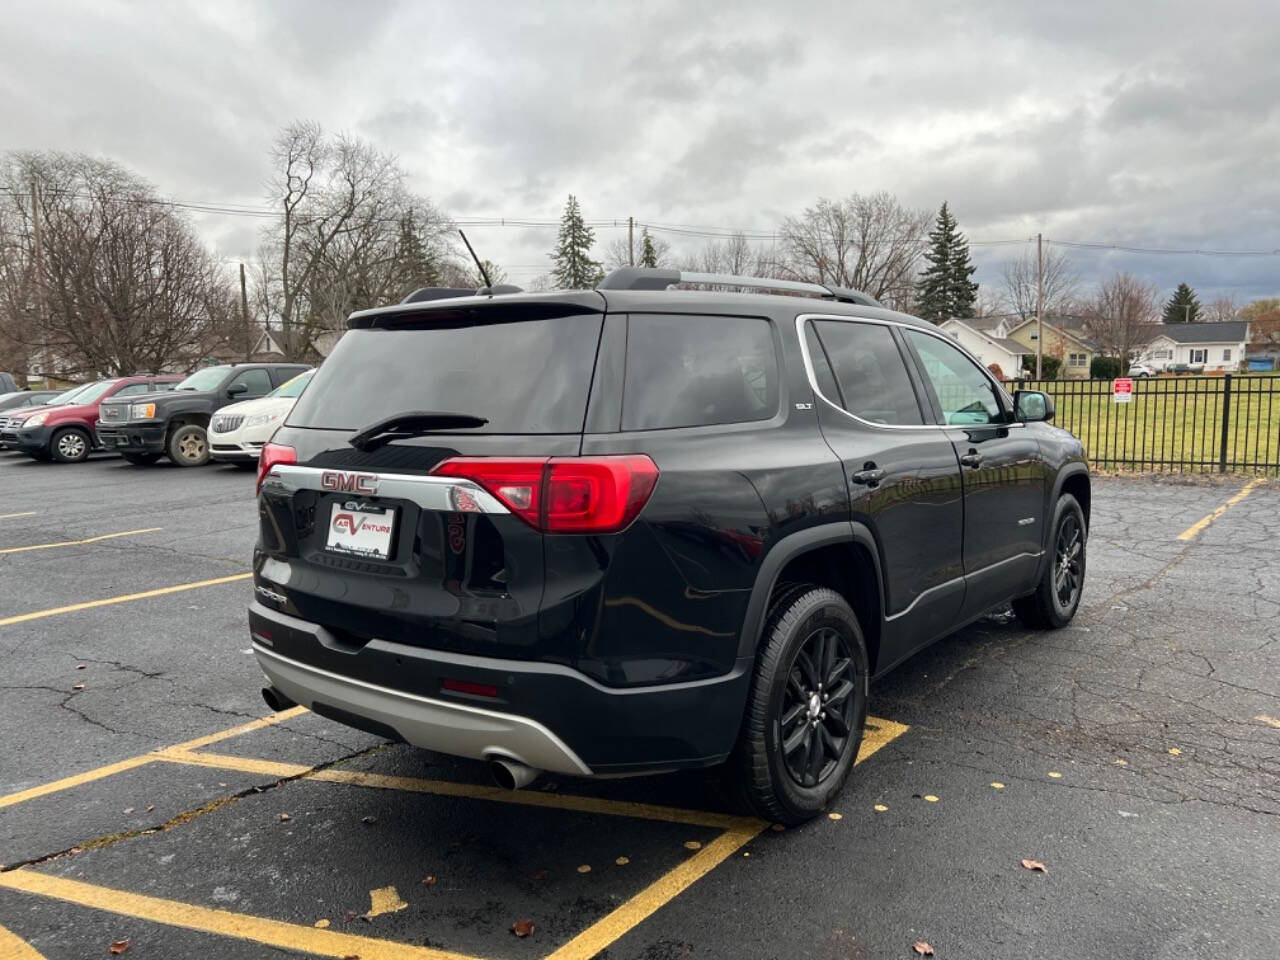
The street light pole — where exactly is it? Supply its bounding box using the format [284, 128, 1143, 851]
[1035, 233, 1044, 379]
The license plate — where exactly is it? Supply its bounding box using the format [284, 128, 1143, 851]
[325, 502, 396, 560]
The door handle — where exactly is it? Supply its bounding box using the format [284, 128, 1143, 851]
[960, 451, 983, 468]
[851, 465, 886, 487]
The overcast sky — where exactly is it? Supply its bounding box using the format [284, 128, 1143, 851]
[3, 0, 1277, 303]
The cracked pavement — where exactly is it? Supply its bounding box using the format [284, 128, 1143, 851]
[0, 454, 1278, 959]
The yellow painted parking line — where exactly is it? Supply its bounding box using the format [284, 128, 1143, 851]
[0, 871, 474, 960]
[162, 705, 307, 753]
[2, 715, 909, 959]
[0, 709, 307, 810]
[1178, 478, 1264, 540]
[0, 511, 37, 520]
[0, 921, 47, 959]
[0, 755, 157, 811]
[547, 823, 761, 960]
[0, 572, 252, 628]
[0, 527, 162, 556]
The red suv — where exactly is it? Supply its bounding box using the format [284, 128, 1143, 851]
[4, 375, 182, 463]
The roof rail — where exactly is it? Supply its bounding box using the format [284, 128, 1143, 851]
[401, 284, 524, 304]
[597, 267, 881, 308]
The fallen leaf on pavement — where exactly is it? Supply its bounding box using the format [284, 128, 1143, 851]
[146, 805, 154, 812]
[421, 876, 437, 887]
[123, 808, 134, 814]
[342, 955, 360, 960]
[511, 919, 535, 938]
[72, 683, 85, 691]
[576, 864, 591, 874]
[76, 664, 86, 670]
[683, 841, 702, 851]
[279, 813, 292, 822]
[342, 910, 360, 926]
[361, 815, 377, 825]
[1021, 858, 1047, 873]
[314, 919, 330, 928]
[913, 941, 934, 956]
[1168, 747, 1182, 756]
[109, 939, 130, 955]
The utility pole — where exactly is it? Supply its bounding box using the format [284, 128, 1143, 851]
[628, 216, 635, 266]
[29, 181, 50, 387]
[239, 263, 252, 361]
[1035, 233, 1044, 379]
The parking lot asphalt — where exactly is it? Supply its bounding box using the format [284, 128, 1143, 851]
[1, 451, 1277, 959]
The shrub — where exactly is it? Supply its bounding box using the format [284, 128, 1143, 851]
[1091, 356, 1123, 379]
[1022, 354, 1062, 379]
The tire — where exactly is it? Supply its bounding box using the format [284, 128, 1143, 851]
[121, 452, 161, 466]
[49, 427, 91, 464]
[734, 586, 869, 825]
[1013, 493, 1086, 629]
[167, 424, 209, 467]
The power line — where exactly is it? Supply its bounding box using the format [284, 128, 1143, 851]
[4, 186, 1279, 256]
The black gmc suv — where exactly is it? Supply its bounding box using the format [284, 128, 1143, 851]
[98, 363, 308, 466]
[250, 268, 1089, 823]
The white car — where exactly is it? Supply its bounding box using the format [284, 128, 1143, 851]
[1127, 361, 1158, 378]
[209, 369, 314, 467]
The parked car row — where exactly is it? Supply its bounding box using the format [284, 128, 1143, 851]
[0, 363, 313, 467]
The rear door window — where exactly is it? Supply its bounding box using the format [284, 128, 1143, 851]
[622, 314, 777, 430]
[288, 314, 603, 434]
[113, 383, 152, 398]
[810, 321, 924, 425]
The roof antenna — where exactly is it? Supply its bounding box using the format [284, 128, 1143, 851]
[458, 230, 493, 291]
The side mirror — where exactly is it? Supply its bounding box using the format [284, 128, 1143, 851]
[227, 382, 248, 397]
[1014, 389, 1054, 423]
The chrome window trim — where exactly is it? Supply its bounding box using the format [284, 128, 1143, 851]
[794, 313, 1019, 432]
[263, 464, 510, 514]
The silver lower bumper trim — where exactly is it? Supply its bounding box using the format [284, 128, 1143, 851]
[253, 644, 592, 776]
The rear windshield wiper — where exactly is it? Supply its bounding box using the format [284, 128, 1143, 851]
[348, 410, 489, 451]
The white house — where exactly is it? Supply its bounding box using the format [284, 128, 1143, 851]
[1136, 322, 1250, 372]
[939, 318, 1030, 377]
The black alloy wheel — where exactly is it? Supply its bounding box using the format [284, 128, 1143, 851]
[779, 625, 858, 788]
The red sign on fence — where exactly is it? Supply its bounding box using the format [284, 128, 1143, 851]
[1113, 378, 1133, 403]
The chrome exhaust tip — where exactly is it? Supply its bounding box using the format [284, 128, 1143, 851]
[488, 757, 539, 790]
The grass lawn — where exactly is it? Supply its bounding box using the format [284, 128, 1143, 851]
[1004, 375, 1280, 473]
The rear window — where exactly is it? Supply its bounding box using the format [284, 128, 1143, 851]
[287, 315, 603, 433]
[622, 314, 778, 430]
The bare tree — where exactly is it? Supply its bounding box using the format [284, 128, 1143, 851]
[1204, 294, 1239, 323]
[0, 151, 230, 378]
[1000, 245, 1080, 323]
[259, 121, 454, 357]
[778, 193, 931, 310]
[604, 231, 672, 270]
[1085, 272, 1160, 361]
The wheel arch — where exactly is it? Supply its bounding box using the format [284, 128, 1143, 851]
[1053, 464, 1091, 532]
[739, 522, 886, 674]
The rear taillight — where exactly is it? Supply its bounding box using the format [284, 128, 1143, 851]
[432, 455, 659, 533]
[257, 442, 296, 494]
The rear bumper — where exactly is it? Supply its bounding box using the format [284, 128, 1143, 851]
[95, 423, 166, 453]
[248, 600, 750, 776]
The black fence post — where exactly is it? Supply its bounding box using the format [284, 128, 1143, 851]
[1219, 374, 1232, 473]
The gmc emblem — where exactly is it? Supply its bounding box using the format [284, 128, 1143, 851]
[320, 470, 378, 495]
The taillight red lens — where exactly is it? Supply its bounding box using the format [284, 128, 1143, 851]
[432, 455, 658, 533]
[257, 442, 297, 494]
[432, 457, 548, 526]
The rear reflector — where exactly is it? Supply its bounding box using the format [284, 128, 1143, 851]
[257, 442, 297, 494]
[442, 678, 500, 698]
[432, 455, 658, 533]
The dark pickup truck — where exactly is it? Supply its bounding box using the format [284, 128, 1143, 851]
[97, 363, 308, 466]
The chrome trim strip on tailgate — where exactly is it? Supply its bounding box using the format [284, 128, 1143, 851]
[253, 642, 593, 775]
[263, 463, 510, 514]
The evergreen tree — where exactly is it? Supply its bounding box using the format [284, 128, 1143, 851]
[915, 202, 979, 323]
[639, 228, 659, 268]
[392, 210, 439, 295]
[1162, 283, 1201, 323]
[550, 195, 604, 289]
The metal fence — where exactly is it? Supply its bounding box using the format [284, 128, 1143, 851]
[1002, 374, 1280, 474]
